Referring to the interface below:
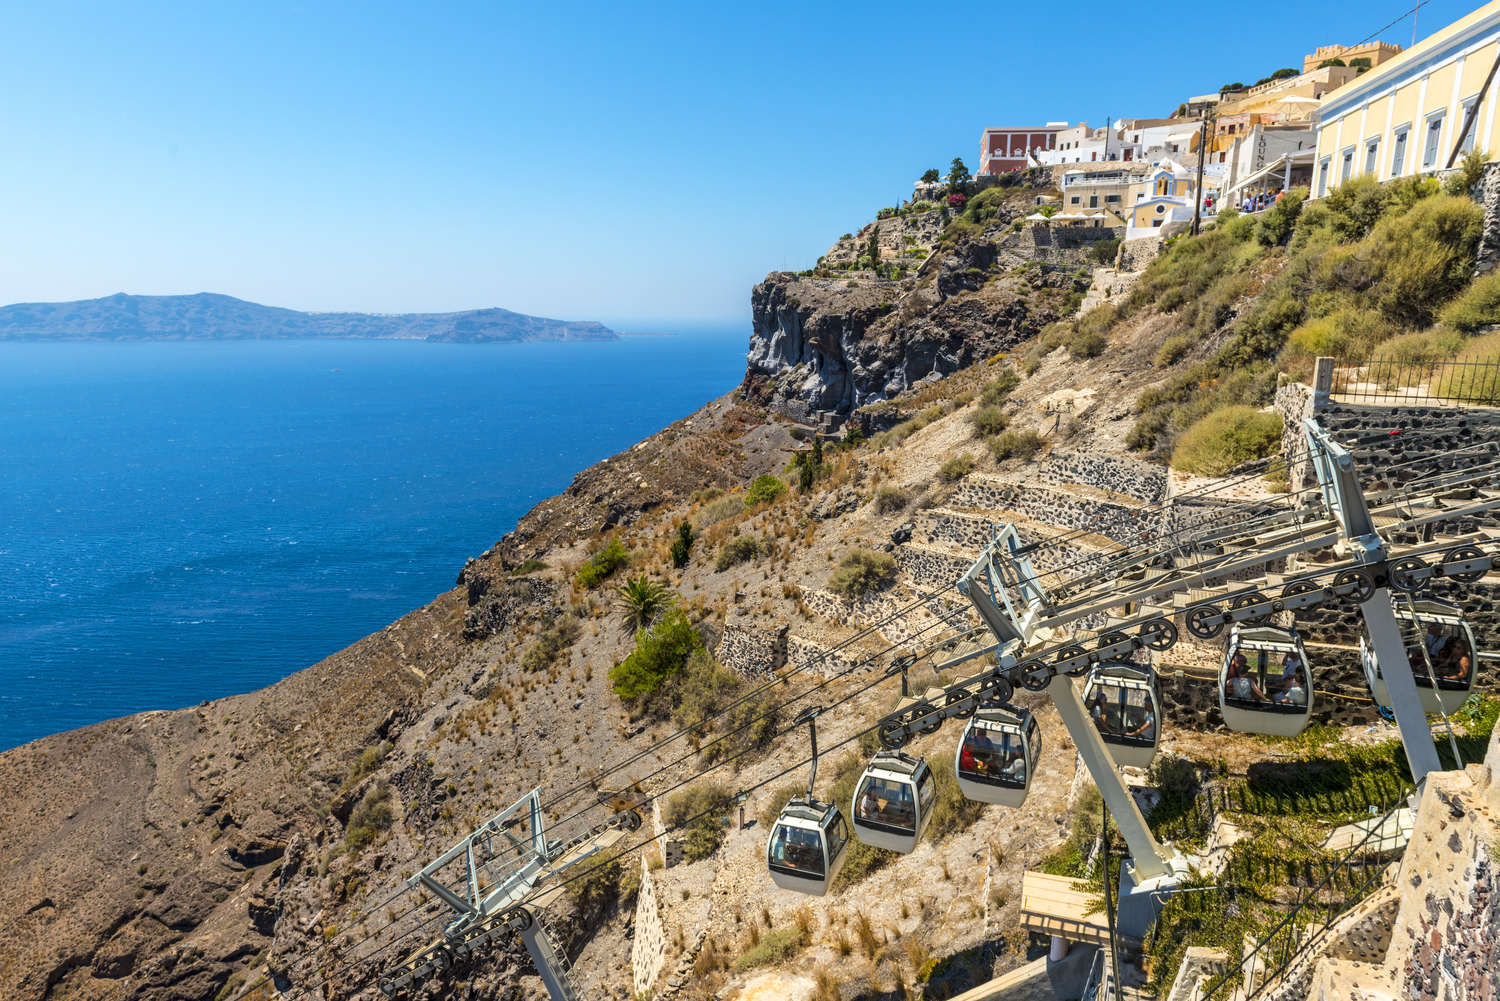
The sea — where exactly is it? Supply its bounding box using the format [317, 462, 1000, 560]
[0, 333, 746, 751]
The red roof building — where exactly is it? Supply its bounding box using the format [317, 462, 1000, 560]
[980, 124, 1071, 175]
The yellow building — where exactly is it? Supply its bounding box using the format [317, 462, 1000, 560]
[1312, 0, 1500, 197]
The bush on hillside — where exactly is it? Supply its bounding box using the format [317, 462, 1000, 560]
[716, 533, 765, 571]
[989, 429, 1044, 461]
[1367, 194, 1484, 328]
[926, 757, 985, 839]
[663, 781, 734, 862]
[345, 780, 394, 849]
[827, 549, 897, 599]
[1371, 328, 1466, 363]
[1437, 331, 1500, 401]
[654, 649, 779, 761]
[1170, 406, 1282, 476]
[978, 370, 1022, 407]
[1254, 186, 1306, 246]
[522, 614, 581, 673]
[744, 474, 788, 507]
[1071, 304, 1116, 358]
[874, 485, 911, 513]
[575, 539, 630, 588]
[696, 494, 743, 528]
[1089, 238, 1121, 265]
[1439, 270, 1500, 333]
[1156, 334, 1192, 367]
[608, 607, 703, 699]
[970, 405, 1009, 437]
[938, 453, 975, 482]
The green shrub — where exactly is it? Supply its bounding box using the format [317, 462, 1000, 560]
[1439, 270, 1500, 332]
[615, 575, 676, 633]
[1254, 186, 1306, 246]
[745, 474, 788, 507]
[827, 549, 897, 599]
[938, 453, 975, 482]
[522, 614, 580, 673]
[566, 847, 628, 914]
[1367, 194, 1484, 328]
[735, 927, 803, 969]
[1444, 148, 1490, 196]
[716, 533, 765, 571]
[644, 649, 780, 760]
[1072, 302, 1117, 356]
[575, 539, 630, 588]
[989, 430, 1044, 461]
[511, 558, 547, 576]
[663, 781, 733, 862]
[343, 743, 390, 789]
[1070, 327, 1108, 358]
[1156, 335, 1192, 366]
[1088, 238, 1121, 265]
[608, 608, 703, 699]
[345, 780, 394, 849]
[670, 521, 694, 568]
[1170, 406, 1282, 476]
[978, 370, 1022, 406]
[970, 405, 1009, 437]
[874, 485, 911, 513]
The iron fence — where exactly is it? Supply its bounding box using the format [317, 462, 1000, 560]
[1328, 356, 1500, 408]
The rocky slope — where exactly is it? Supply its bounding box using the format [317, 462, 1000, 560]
[0, 293, 616, 342]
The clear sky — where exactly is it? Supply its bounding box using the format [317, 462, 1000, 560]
[0, 0, 1477, 327]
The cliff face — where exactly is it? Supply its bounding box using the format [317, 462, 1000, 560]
[745, 240, 1080, 415]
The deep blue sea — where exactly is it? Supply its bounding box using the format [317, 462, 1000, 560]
[0, 334, 745, 751]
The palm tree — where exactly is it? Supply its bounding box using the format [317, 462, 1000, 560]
[615, 575, 676, 635]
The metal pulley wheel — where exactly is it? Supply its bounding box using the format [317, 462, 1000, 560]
[945, 687, 977, 719]
[1442, 545, 1488, 584]
[1138, 618, 1178, 651]
[1056, 645, 1090, 677]
[1333, 568, 1375, 603]
[1097, 631, 1132, 662]
[1185, 605, 1225, 640]
[1231, 590, 1272, 625]
[1387, 556, 1428, 593]
[878, 719, 910, 749]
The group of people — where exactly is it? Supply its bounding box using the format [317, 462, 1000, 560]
[1410, 624, 1473, 683]
[769, 824, 825, 875]
[957, 729, 1027, 785]
[855, 777, 916, 830]
[1240, 190, 1281, 214]
[1224, 650, 1308, 707]
[1088, 687, 1156, 741]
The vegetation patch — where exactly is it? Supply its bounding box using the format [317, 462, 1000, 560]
[989, 430, 1044, 461]
[521, 614, 581, 673]
[608, 607, 702, 699]
[734, 927, 803, 969]
[938, 453, 975, 482]
[874, 485, 911, 513]
[1169, 406, 1282, 476]
[828, 549, 897, 599]
[716, 533, 766, 571]
[744, 474, 788, 507]
[664, 781, 734, 862]
[648, 649, 779, 762]
[345, 780, 394, 849]
[575, 538, 631, 588]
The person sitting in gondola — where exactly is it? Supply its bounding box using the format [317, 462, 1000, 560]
[1437, 644, 1471, 681]
[1000, 750, 1026, 781]
[857, 785, 880, 822]
[1089, 689, 1115, 733]
[1125, 703, 1156, 741]
[1226, 658, 1270, 702]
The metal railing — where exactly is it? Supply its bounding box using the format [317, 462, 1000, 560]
[1329, 357, 1500, 409]
[1194, 790, 1413, 1001]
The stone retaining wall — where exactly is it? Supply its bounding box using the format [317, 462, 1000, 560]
[715, 624, 786, 677]
[896, 544, 972, 592]
[916, 510, 1109, 582]
[786, 634, 883, 679]
[1118, 235, 1164, 272]
[631, 857, 667, 996]
[1036, 451, 1168, 504]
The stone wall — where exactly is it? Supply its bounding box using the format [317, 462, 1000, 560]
[1472, 159, 1500, 276]
[1037, 450, 1168, 504]
[631, 857, 667, 996]
[1118, 235, 1164, 272]
[915, 509, 1109, 582]
[715, 624, 786, 678]
[951, 479, 1161, 546]
[785, 634, 882, 679]
[896, 543, 973, 592]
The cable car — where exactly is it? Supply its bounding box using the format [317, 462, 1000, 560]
[1360, 598, 1477, 714]
[851, 751, 936, 854]
[766, 706, 850, 896]
[766, 799, 850, 897]
[954, 704, 1040, 808]
[1219, 625, 1314, 737]
[1081, 664, 1160, 769]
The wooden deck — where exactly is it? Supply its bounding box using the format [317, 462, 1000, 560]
[1018, 871, 1114, 946]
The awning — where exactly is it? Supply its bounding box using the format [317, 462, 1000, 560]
[1223, 149, 1317, 199]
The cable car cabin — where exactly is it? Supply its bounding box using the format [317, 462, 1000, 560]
[954, 705, 1040, 808]
[1220, 625, 1314, 737]
[851, 751, 935, 854]
[1360, 599, 1477, 714]
[1081, 665, 1160, 769]
[766, 799, 850, 897]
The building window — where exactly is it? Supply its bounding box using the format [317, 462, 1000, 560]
[1152, 219, 1164, 227]
[1089, 195, 1098, 208]
[1341, 147, 1354, 183]
[1219, 152, 1227, 162]
[1391, 129, 1408, 176]
[1105, 194, 1120, 203]
[1318, 157, 1331, 196]
[1365, 139, 1379, 174]
[1422, 115, 1444, 169]
[1070, 196, 1081, 204]
[1460, 97, 1480, 153]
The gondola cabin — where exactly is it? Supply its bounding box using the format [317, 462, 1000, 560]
[954, 705, 1040, 808]
[1360, 598, 1477, 714]
[766, 799, 850, 897]
[1220, 625, 1313, 737]
[1081, 664, 1160, 769]
[851, 751, 935, 854]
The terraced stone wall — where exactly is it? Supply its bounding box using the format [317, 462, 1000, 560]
[715, 624, 786, 677]
[1038, 451, 1168, 504]
[631, 858, 667, 995]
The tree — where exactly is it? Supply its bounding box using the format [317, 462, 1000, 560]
[615, 574, 676, 634]
[947, 158, 971, 189]
[921, 168, 941, 184]
[1319, 57, 1346, 67]
[867, 223, 881, 266]
[1271, 67, 1299, 80]
[670, 521, 694, 568]
[608, 607, 702, 699]
[745, 474, 787, 506]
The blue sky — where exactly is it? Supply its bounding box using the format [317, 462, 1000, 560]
[0, 0, 1477, 327]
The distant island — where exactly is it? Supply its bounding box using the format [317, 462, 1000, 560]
[0, 292, 617, 343]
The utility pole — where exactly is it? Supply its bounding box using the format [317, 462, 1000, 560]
[1101, 802, 1123, 1001]
[1191, 110, 1213, 236]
